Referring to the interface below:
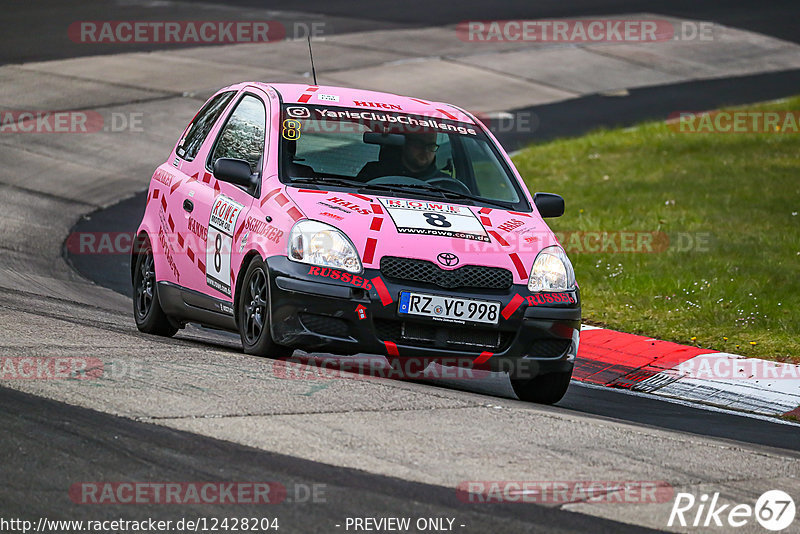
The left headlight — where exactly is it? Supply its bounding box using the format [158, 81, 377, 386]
[288, 220, 362, 273]
[527, 245, 576, 292]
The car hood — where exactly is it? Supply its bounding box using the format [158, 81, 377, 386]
[285, 187, 559, 285]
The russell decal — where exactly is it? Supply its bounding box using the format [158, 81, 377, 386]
[527, 293, 575, 306]
[308, 267, 373, 290]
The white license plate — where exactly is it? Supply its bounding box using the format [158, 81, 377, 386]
[398, 292, 501, 325]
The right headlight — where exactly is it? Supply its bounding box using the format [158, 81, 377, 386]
[288, 220, 362, 273]
[527, 245, 576, 292]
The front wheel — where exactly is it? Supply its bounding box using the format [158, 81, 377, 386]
[132, 241, 178, 337]
[511, 370, 572, 404]
[237, 258, 293, 358]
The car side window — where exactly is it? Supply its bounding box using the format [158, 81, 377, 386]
[209, 94, 267, 175]
[461, 137, 520, 203]
[176, 91, 235, 162]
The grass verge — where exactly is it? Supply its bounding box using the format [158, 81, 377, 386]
[513, 97, 800, 362]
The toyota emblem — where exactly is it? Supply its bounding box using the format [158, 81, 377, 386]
[437, 252, 459, 267]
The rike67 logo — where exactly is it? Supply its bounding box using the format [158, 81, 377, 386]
[669, 490, 796, 531]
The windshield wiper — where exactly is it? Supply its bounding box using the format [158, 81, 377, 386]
[290, 176, 447, 197]
[290, 176, 367, 188]
[376, 182, 513, 210]
[290, 176, 441, 197]
[290, 177, 513, 210]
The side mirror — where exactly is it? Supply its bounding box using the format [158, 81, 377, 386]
[533, 192, 565, 218]
[213, 158, 256, 187]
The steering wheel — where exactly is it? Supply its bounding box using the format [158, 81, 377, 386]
[426, 176, 473, 195]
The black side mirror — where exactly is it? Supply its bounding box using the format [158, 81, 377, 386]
[213, 158, 256, 187]
[533, 192, 565, 218]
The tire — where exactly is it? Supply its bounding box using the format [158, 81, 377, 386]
[511, 370, 573, 404]
[237, 257, 293, 358]
[132, 240, 178, 337]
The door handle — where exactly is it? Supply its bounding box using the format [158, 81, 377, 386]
[183, 199, 194, 213]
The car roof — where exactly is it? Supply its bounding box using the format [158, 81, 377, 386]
[246, 82, 477, 125]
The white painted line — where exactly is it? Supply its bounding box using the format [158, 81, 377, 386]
[632, 352, 800, 415]
[573, 381, 800, 427]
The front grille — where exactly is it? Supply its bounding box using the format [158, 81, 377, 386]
[399, 321, 437, 343]
[374, 317, 401, 341]
[380, 256, 513, 290]
[527, 339, 572, 358]
[299, 313, 350, 338]
[403, 322, 502, 349]
[374, 319, 509, 351]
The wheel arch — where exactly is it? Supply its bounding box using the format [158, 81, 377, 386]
[131, 230, 151, 286]
[232, 250, 265, 328]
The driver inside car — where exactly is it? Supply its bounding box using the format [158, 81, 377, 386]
[357, 132, 449, 181]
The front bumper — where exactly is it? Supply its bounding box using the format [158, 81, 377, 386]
[266, 256, 580, 378]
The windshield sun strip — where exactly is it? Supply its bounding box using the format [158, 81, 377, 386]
[279, 104, 531, 212]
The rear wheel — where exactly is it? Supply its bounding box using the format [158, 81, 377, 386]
[511, 370, 572, 404]
[132, 240, 178, 337]
[238, 258, 292, 358]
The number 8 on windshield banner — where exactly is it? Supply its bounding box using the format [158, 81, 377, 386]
[207, 195, 244, 297]
[379, 198, 490, 242]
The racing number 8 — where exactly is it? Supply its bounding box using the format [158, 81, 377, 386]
[214, 233, 222, 272]
[423, 212, 452, 228]
[282, 119, 301, 140]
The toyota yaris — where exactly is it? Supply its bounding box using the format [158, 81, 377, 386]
[132, 82, 580, 403]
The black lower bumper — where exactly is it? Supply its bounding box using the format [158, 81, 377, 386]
[266, 256, 580, 378]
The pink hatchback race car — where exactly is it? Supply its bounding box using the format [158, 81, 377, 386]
[132, 82, 580, 403]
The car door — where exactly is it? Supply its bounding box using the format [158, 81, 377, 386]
[166, 90, 237, 293]
[185, 91, 270, 307]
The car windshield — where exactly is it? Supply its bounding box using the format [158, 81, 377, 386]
[279, 104, 530, 211]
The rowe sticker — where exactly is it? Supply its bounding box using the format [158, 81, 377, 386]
[379, 198, 490, 242]
[206, 195, 245, 297]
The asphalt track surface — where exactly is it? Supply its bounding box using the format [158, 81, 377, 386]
[65, 58, 800, 451]
[66, 186, 800, 454]
[498, 69, 800, 151]
[4, 0, 799, 65]
[2, 385, 666, 532]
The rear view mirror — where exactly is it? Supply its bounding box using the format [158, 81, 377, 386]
[213, 158, 255, 187]
[533, 192, 565, 218]
[363, 132, 405, 146]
